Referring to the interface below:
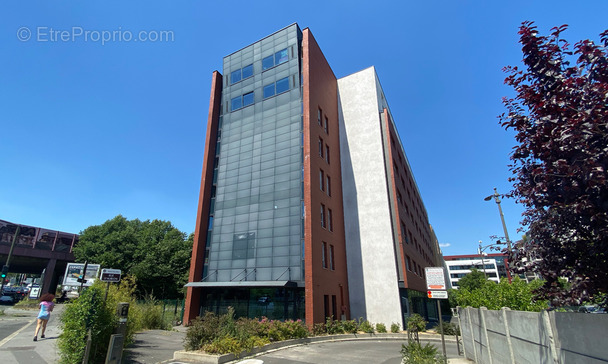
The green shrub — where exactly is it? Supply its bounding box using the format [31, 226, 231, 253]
[281, 319, 309, 339]
[357, 318, 374, 333]
[132, 295, 169, 330]
[184, 311, 222, 351]
[342, 319, 358, 334]
[391, 322, 401, 333]
[401, 341, 445, 364]
[184, 310, 309, 355]
[376, 323, 387, 333]
[58, 284, 115, 364]
[435, 322, 460, 336]
[203, 335, 242, 355]
[406, 313, 427, 332]
[312, 322, 326, 336]
[326, 317, 345, 335]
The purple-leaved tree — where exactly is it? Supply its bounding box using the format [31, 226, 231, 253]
[501, 22, 608, 306]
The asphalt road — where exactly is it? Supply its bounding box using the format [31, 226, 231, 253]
[0, 311, 33, 343]
[230, 339, 460, 364]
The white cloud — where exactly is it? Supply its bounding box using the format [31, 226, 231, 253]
[439, 243, 451, 248]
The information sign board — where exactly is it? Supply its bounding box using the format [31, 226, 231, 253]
[62, 263, 100, 287]
[100, 269, 122, 283]
[425, 267, 447, 290]
[427, 290, 449, 299]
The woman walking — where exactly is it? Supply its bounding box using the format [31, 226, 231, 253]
[33, 293, 55, 341]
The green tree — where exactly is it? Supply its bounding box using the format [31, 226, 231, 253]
[73, 215, 192, 298]
[455, 268, 486, 291]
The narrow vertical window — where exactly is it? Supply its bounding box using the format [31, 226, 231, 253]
[322, 242, 328, 268]
[318, 108, 322, 125]
[329, 245, 335, 270]
[325, 145, 330, 164]
[320, 204, 326, 228]
[319, 169, 325, 191]
[328, 208, 333, 232]
[319, 138, 324, 158]
[324, 116, 329, 134]
[326, 175, 331, 197]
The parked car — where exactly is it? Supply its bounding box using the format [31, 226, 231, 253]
[0, 294, 15, 305]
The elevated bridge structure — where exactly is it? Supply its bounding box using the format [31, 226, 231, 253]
[0, 219, 77, 295]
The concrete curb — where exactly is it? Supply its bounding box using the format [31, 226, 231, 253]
[173, 332, 459, 363]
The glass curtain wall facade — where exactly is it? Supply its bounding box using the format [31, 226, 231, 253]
[199, 25, 304, 319]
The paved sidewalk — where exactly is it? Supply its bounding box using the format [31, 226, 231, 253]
[0, 306, 473, 363]
[0, 304, 64, 364]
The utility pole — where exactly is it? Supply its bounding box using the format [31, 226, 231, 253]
[1, 225, 20, 293]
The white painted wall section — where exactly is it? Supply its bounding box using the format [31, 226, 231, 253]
[337, 66, 402, 326]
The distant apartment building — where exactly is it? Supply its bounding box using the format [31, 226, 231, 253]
[184, 24, 443, 327]
[444, 253, 511, 288]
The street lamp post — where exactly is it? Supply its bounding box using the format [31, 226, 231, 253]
[478, 240, 487, 278]
[484, 188, 514, 282]
[484, 188, 513, 254]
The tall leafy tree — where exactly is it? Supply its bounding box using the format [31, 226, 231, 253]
[500, 22, 608, 305]
[73, 215, 192, 298]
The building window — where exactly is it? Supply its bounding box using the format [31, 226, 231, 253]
[242, 64, 253, 79]
[276, 77, 290, 94]
[329, 244, 335, 270]
[318, 108, 322, 125]
[326, 175, 331, 196]
[263, 83, 275, 98]
[232, 232, 255, 260]
[231, 69, 242, 84]
[231, 92, 254, 111]
[328, 208, 333, 232]
[275, 48, 288, 65]
[263, 77, 290, 99]
[322, 242, 328, 268]
[231, 96, 242, 111]
[406, 256, 411, 271]
[319, 169, 325, 191]
[332, 295, 337, 318]
[243, 92, 254, 107]
[325, 145, 330, 164]
[324, 116, 329, 134]
[319, 138, 324, 158]
[230, 64, 253, 84]
[263, 48, 289, 71]
[320, 204, 326, 228]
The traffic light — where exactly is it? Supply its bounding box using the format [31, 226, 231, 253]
[1, 265, 8, 279]
[427, 290, 432, 298]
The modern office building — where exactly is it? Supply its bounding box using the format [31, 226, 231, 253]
[184, 24, 442, 327]
[444, 253, 511, 288]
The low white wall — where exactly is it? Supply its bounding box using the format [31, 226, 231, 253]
[458, 307, 608, 364]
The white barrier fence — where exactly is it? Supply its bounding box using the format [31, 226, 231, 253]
[457, 306, 608, 364]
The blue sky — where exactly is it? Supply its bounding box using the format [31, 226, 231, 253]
[1, 1, 606, 256]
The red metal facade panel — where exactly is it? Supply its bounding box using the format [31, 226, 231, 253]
[184, 70, 223, 324]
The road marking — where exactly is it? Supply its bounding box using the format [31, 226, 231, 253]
[0, 318, 36, 348]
